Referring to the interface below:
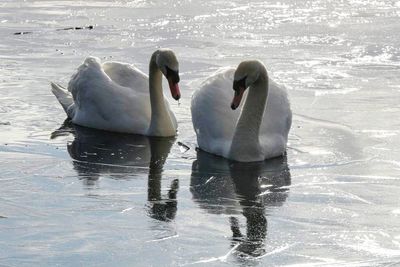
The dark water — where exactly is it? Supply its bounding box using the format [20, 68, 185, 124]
[1, 0, 400, 266]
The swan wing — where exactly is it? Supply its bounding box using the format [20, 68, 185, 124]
[191, 67, 240, 157]
[103, 60, 177, 130]
[102, 61, 148, 94]
[67, 57, 151, 134]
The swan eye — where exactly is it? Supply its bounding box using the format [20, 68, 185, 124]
[166, 66, 180, 83]
[233, 76, 247, 92]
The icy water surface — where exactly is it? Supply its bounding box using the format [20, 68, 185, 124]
[1, 0, 400, 266]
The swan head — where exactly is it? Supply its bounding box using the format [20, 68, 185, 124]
[231, 60, 266, 110]
[155, 49, 181, 100]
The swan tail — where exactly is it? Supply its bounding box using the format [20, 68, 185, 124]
[51, 82, 75, 118]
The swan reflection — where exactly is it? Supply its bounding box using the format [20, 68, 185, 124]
[191, 150, 291, 258]
[51, 120, 178, 221]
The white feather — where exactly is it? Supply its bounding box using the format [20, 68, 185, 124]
[51, 56, 177, 136]
[191, 65, 292, 162]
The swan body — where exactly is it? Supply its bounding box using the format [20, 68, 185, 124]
[51, 49, 180, 137]
[191, 61, 292, 162]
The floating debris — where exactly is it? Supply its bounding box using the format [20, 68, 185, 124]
[56, 25, 94, 31]
[13, 25, 94, 35]
[204, 176, 216, 185]
[120, 207, 133, 214]
[13, 31, 32, 35]
[177, 141, 190, 153]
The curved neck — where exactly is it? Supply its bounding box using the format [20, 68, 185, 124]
[229, 71, 268, 161]
[147, 52, 176, 137]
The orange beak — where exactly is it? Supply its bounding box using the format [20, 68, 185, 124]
[168, 78, 181, 100]
[231, 87, 245, 110]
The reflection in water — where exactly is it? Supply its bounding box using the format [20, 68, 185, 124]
[51, 120, 178, 221]
[146, 137, 179, 222]
[191, 151, 291, 258]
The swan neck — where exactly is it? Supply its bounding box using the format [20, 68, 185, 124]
[229, 73, 268, 160]
[147, 53, 175, 136]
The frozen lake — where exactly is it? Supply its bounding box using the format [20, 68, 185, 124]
[1, 0, 400, 266]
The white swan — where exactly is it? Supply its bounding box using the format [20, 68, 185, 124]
[51, 49, 180, 137]
[191, 60, 292, 162]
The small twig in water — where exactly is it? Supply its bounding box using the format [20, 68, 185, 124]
[13, 25, 94, 35]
